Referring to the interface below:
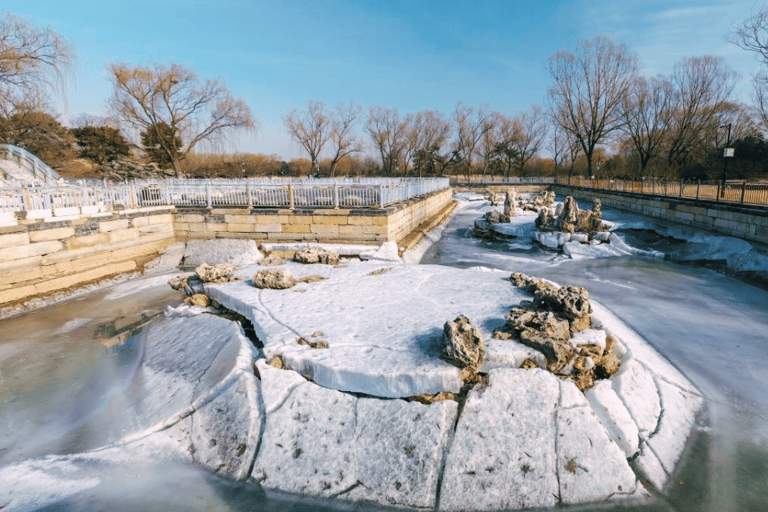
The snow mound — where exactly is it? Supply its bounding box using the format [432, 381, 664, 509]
[182, 239, 263, 267]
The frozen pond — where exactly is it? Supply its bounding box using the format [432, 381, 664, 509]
[1, 194, 767, 511]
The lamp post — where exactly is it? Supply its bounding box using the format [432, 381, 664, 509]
[720, 124, 733, 198]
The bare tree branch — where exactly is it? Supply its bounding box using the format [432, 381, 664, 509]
[108, 62, 254, 176]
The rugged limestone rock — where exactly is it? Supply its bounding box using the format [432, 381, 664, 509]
[557, 196, 580, 233]
[533, 284, 591, 322]
[441, 315, 484, 379]
[506, 273, 618, 389]
[530, 190, 556, 207]
[507, 308, 571, 342]
[504, 187, 518, 217]
[484, 210, 510, 224]
[592, 198, 602, 218]
[294, 246, 340, 265]
[195, 263, 237, 283]
[535, 207, 554, 230]
[100, 158, 175, 181]
[534, 196, 610, 250]
[260, 254, 285, 266]
[184, 294, 210, 307]
[485, 189, 503, 205]
[252, 269, 295, 289]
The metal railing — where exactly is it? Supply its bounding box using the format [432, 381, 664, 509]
[558, 177, 768, 207]
[449, 175, 556, 185]
[0, 177, 450, 213]
[0, 144, 61, 183]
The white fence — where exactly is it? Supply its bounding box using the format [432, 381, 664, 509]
[0, 177, 450, 213]
[448, 176, 555, 185]
[0, 144, 61, 183]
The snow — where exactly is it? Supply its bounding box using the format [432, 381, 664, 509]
[182, 239, 263, 267]
[143, 241, 185, 273]
[439, 369, 559, 511]
[0, 195, 715, 510]
[359, 240, 401, 262]
[207, 262, 530, 398]
[585, 380, 640, 458]
[51, 317, 91, 334]
[0, 458, 101, 511]
[645, 378, 704, 475]
[556, 406, 638, 504]
[614, 359, 662, 440]
[569, 328, 607, 352]
[252, 361, 457, 508]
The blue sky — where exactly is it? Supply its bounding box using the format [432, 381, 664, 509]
[2, 0, 764, 160]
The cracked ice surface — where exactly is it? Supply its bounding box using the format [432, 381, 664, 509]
[117, 314, 262, 479]
[439, 369, 560, 511]
[205, 260, 704, 497]
[3, 261, 706, 511]
[252, 361, 457, 509]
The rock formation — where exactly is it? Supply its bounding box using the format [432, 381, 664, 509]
[195, 263, 237, 283]
[184, 294, 211, 307]
[294, 246, 340, 265]
[505, 273, 617, 390]
[503, 187, 518, 217]
[252, 269, 295, 289]
[260, 254, 286, 266]
[483, 210, 510, 224]
[520, 190, 556, 211]
[533, 195, 611, 250]
[441, 315, 484, 380]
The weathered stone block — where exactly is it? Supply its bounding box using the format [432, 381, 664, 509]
[99, 218, 130, 232]
[0, 240, 63, 261]
[65, 232, 110, 250]
[0, 232, 30, 248]
[175, 214, 205, 223]
[28, 227, 75, 242]
[109, 227, 139, 243]
[254, 223, 282, 233]
[283, 224, 310, 233]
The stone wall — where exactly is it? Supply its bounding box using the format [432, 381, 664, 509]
[0, 207, 176, 306]
[1, 189, 454, 307]
[553, 185, 768, 246]
[174, 188, 454, 247]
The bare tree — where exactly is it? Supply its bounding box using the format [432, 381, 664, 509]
[407, 110, 451, 177]
[486, 112, 520, 179]
[732, 8, 768, 132]
[478, 112, 503, 176]
[665, 56, 737, 169]
[513, 105, 548, 177]
[108, 62, 254, 177]
[620, 76, 674, 173]
[547, 35, 637, 176]
[284, 100, 331, 176]
[0, 12, 75, 112]
[326, 102, 363, 177]
[453, 101, 494, 179]
[550, 120, 581, 181]
[366, 106, 408, 176]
